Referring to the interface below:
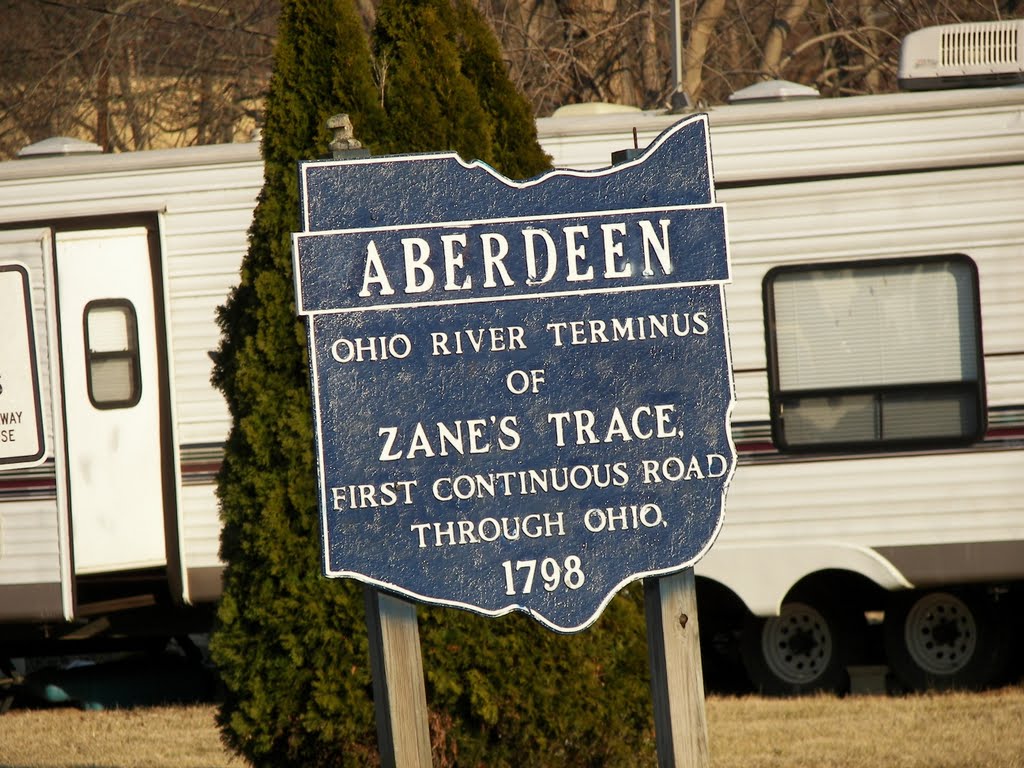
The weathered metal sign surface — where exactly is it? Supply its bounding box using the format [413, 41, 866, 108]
[292, 115, 735, 632]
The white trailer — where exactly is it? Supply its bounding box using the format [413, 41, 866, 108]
[537, 21, 1024, 693]
[0, 138, 262, 651]
[1, 20, 1020, 695]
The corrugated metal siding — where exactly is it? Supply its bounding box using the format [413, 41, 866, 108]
[1, 144, 263, 594]
[719, 448, 1024, 550]
[0, 499, 63, 582]
[158, 160, 262, 580]
[540, 93, 1024, 609]
[179, 484, 222, 569]
[0, 229, 63, 588]
[163, 187, 261, 446]
[0, 97, 1019, 614]
[721, 165, 1024, 377]
[706, 162, 1024, 599]
[537, 88, 1024, 180]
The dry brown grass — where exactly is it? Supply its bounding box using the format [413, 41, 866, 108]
[707, 687, 1024, 768]
[0, 687, 1022, 767]
[0, 705, 244, 768]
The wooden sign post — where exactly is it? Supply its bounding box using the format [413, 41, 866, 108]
[363, 589, 432, 768]
[293, 114, 734, 766]
[646, 568, 710, 767]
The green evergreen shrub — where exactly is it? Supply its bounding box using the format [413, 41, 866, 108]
[449, 0, 550, 179]
[371, 0, 549, 179]
[372, 0, 493, 160]
[211, 0, 385, 765]
[418, 588, 655, 767]
[212, 0, 654, 765]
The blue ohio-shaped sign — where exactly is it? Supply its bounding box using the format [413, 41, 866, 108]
[292, 114, 735, 633]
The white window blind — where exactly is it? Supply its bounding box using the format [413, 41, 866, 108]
[84, 301, 141, 408]
[766, 257, 983, 450]
[87, 305, 132, 353]
[772, 260, 977, 392]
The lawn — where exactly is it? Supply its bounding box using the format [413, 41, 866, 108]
[1, 687, 1022, 767]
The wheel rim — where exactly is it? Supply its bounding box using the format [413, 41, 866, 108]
[903, 592, 977, 675]
[761, 602, 833, 685]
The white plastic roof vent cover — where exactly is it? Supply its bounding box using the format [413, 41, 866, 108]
[550, 102, 643, 118]
[17, 136, 103, 158]
[728, 80, 821, 104]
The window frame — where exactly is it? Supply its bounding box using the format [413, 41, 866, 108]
[82, 298, 143, 410]
[762, 253, 986, 453]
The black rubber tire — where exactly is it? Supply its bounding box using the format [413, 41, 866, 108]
[884, 588, 1011, 692]
[699, 616, 750, 695]
[740, 598, 861, 696]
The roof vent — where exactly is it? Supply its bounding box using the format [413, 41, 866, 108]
[16, 136, 103, 159]
[550, 102, 642, 118]
[898, 20, 1024, 90]
[727, 80, 820, 104]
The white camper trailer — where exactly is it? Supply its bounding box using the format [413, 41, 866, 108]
[0, 138, 263, 651]
[0, 20, 1021, 695]
[537, 20, 1024, 693]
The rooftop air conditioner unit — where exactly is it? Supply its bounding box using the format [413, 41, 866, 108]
[898, 20, 1024, 90]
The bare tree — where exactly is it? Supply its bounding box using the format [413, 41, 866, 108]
[478, 0, 678, 114]
[681, 0, 727, 104]
[760, 0, 809, 78]
[1, 0, 1018, 159]
[478, 0, 1021, 114]
[0, 0, 277, 159]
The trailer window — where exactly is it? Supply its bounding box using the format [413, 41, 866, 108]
[83, 300, 142, 409]
[764, 255, 984, 451]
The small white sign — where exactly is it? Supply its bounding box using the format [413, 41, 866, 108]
[0, 264, 45, 468]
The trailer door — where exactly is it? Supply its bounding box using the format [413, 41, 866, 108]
[55, 227, 168, 575]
